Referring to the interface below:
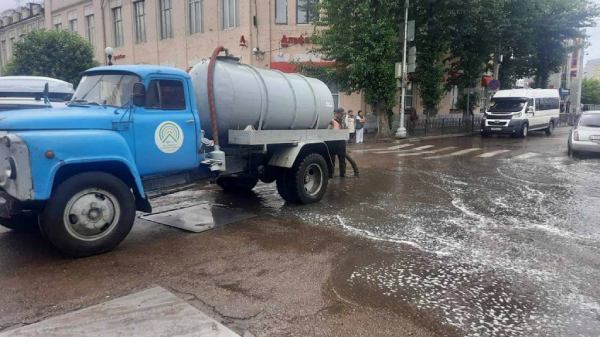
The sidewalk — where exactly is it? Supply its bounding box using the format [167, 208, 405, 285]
[0, 287, 240, 337]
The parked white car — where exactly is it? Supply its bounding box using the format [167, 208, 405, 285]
[568, 111, 600, 157]
[0, 76, 74, 112]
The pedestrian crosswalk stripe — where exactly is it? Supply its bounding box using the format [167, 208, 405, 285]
[477, 149, 511, 158]
[513, 152, 539, 160]
[374, 144, 435, 155]
[351, 144, 413, 153]
[397, 146, 457, 157]
[411, 145, 435, 151]
[385, 144, 414, 150]
[424, 148, 482, 159]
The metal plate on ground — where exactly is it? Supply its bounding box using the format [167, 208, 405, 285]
[140, 203, 256, 233]
[0, 287, 240, 337]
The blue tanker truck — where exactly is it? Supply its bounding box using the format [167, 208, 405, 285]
[0, 48, 347, 256]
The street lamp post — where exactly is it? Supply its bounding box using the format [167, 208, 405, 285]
[104, 47, 114, 66]
[395, 0, 409, 139]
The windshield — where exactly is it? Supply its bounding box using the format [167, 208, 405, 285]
[579, 114, 600, 128]
[489, 99, 527, 113]
[71, 74, 139, 107]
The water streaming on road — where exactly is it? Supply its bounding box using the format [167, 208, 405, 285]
[252, 149, 600, 336]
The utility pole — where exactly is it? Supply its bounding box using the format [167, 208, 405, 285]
[395, 0, 409, 139]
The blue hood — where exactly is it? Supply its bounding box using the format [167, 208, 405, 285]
[0, 105, 121, 131]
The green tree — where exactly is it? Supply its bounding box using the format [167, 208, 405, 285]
[444, 0, 503, 91]
[582, 78, 600, 104]
[412, 0, 449, 115]
[312, 0, 402, 137]
[4, 29, 97, 86]
[498, 0, 598, 88]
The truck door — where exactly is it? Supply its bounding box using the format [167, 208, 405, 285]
[133, 78, 198, 176]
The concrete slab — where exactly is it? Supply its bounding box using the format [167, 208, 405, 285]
[0, 287, 240, 337]
[140, 203, 256, 233]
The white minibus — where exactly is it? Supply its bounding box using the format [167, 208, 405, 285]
[481, 89, 560, 138]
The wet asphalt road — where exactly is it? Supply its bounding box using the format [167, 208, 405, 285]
[1, 127, 599, 337]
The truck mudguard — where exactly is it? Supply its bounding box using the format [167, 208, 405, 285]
[17, 129, 145, 200]
[269, 142, 332, 168]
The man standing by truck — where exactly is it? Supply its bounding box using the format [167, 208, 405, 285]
[330, 108, 347, 177]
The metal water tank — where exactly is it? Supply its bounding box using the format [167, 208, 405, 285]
[189, 58, 335, 143]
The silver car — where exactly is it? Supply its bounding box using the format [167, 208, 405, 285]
[568, 111, 600, 156]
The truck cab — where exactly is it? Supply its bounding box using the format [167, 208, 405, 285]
[0, 64, 346, 257]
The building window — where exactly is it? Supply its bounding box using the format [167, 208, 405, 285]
[134, 1, 146, 43]
[69, 18, 77, 33]
[8, 37, 15, 57]
[405, 84, 413, 109]
[297, 0, 317, 24]
[275, 0, 287, 24]
[112, 7, 124, 47]
[0, 40, 6, 66]
[68, 14, 77, 33]
[189, 0, 202, 34]
[159, 0, 173, 39]
[85, 14, 95, 47]
[328, 82, 339, 110]
[222, 0, 239, 29]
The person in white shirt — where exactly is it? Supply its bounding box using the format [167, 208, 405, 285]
[345, 110, 356, 143]
[355, 110, 365, 143]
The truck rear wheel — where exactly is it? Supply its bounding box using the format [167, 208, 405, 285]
[216, 176, 259, 193]
[277, 153, 329, 204]
[41, 172, 136, 257]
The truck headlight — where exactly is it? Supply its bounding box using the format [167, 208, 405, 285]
[0, 157, 16, 185]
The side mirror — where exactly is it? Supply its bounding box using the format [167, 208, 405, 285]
[527, 106, 534, 115]
[132, 82, 146, 107]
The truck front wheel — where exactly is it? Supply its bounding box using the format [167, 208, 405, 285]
[41, 172, 136, 257]
[277, 153, 329, 204]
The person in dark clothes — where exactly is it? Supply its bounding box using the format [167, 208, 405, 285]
[329, 108, 347, 177]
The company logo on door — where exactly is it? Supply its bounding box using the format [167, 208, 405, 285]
[155, 121, 184, 154]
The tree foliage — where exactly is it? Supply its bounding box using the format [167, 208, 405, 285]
[3, 29, 97, 85]
[412, 0, 448, 115]
[312, 0, 403, 137]
[307, 0, 598, 130]
[582, 78, 600, 104]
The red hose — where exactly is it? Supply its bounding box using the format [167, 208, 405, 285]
[207, 46, 227, 148]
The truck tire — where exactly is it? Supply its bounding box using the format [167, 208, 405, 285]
[216, 176, 259, 193]
[40, 172, 136, 257]
[0, 213, 39, 232]
[278, 153, 329, 204]
[276, 169, 299, 204]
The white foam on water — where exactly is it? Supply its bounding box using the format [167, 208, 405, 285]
[335, 215, 425, 250]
